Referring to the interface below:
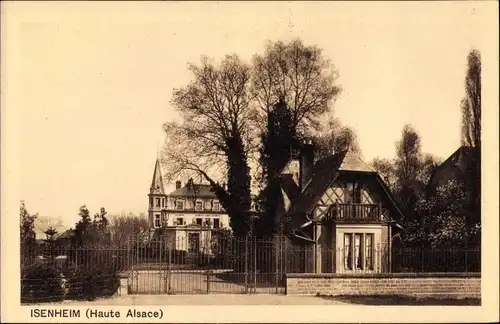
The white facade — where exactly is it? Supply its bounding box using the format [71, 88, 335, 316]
[147, 159, 230, 253]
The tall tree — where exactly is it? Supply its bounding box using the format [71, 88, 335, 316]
[73, 205, 110, 246]
[392, 125, 427, 222]
[460, 49, 481, 149]
[254, 99, 301, 238]
[371, 157, 397, 190]
[74, 205, 92, 246]
[163, 55, 254, 237]
[20, 201, 37, 250]
[251, 39, 342, 238]
[109, 212, 149, 246]
[251, 38, 342, 135]
[459, 49, 481, 221]
[310, 115, 361, 159]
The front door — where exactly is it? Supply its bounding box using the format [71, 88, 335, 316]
[188, 232, 200, 253]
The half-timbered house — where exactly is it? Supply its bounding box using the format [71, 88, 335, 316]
[280, 143, 405, 274]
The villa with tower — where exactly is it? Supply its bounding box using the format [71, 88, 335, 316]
[147, 139, 404, 272]
[148, 159, 230, 253]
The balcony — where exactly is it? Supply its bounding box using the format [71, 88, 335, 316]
[326, 203, 381, 221]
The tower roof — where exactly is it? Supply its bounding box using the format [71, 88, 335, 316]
[150, 159, 165, 195]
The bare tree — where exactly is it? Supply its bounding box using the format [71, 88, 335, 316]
[109, 212, 149, 246]
[460, 49, 481, 148]
[395, 125, 422, 184]
[163, 54, 254, 237]
[371, 157, 397, 189]
[251, 38, 342, 135]
[310, 115, 361, 159]
[34, 215, 65, 239]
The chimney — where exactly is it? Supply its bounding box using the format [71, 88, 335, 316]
[187, 178, 194, 190]
[299, 140, 315, 191]
[175, 181, 182, 190]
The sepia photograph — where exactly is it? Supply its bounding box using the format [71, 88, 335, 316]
[1, 1, 498, 323]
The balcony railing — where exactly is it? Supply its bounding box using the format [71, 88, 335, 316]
[327, 203, 380, 221]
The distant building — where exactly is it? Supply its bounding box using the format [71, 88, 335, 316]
[427, 146, 480, 193]
[147, 159, 230, 252]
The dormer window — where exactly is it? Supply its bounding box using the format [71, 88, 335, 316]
[156, 198, 161, 207]
[195, 200, 203, 211]
[212, 200, 220, 211]
[175, 200, 184, 210]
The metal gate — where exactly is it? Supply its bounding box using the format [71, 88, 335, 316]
[126, 233, 287, 294]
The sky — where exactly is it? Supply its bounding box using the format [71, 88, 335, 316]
[3, 1, 495, 228]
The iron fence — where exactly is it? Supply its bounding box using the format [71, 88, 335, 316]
[20, 235, 480, 302]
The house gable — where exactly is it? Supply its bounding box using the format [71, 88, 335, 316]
[318, 180, 376, 205]
[428, 146, 480, 191]
[284, 150, 405, 237]
[281, 159, 300, 187]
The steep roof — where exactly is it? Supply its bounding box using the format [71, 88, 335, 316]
[428, 146, 480, 190]
[285, 150, 405, 237]
[287, 151, 348, 218]
[338, 151, 376, 172]
[280, 174, 300, 202]
[169, 182, 217, 199]
[150, 159, 166, 195]
[52, 229, 75, 240]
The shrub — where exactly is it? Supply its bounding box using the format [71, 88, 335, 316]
[65, 267, 119, 300]
[21, 264, 64, 303]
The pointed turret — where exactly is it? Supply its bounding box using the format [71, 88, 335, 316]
[150, 159, 165, 195]
[148, 158, 167, 229]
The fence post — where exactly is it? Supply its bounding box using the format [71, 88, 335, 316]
[464, 249, 468, 272]
[206, 270, 211, 294]
[420, 247, 424, 272]
[253, 238, 257, 294]
[244, 236, 248, 294]
[167, 240, 172, 294]
[275, 237, 279, 294]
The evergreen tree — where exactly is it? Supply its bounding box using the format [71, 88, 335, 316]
[254, 98, 301, 238]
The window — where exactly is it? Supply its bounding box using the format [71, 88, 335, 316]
[344, 233, 374, 271]
[176, 217, 184, 225]
[161, 213, 168, 226]
[354, 184, 362, 204]
[162, 198, 165, 208]
[149, 197, 153, 208]
[195, 201, 203, 211]
[213, 218, 220, 229]
[205, 201, 211, 210]
[344, 234, 352, 270]
[154, 214, 160, 228]
[196, 218, 203, 226]
[213, 201, 220, 211]
[346, 183, 362, 204]
[355, 234, 362, 269]
[204, 218, 211, 227]
[175, 200, 184, 210]
[365, 234, 374, 270]
[156, 198, 161, 207]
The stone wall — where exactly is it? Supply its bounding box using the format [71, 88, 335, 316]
[286, 273, 481, 299]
